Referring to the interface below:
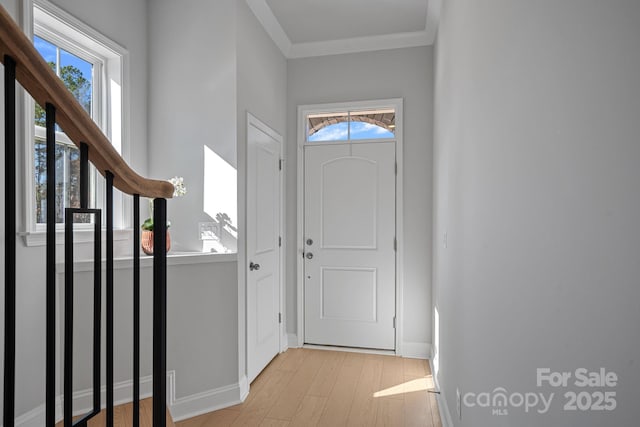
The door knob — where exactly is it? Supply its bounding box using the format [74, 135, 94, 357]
[249, 261, 260, 271]
[306, 252, 313, 260]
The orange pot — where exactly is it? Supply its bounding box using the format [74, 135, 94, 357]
[141, 230, 171, 255]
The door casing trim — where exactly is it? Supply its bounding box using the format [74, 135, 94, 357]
[245, 112, 286, 384]
[296, 98, 405, 355]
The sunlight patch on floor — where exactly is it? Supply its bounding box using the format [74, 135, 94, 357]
[373, 375, 435, 398]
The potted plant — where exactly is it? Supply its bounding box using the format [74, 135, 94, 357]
[141, 176, 186, 255]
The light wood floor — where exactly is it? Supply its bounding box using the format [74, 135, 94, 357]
[177, 348, 442, 427]
[54, 398, 175, 427]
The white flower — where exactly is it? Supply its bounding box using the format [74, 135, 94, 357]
[169, 176, 187, 197]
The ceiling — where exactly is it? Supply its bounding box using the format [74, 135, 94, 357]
[246, 0, 441, 59]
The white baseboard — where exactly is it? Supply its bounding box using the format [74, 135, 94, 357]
[428, 359, 454, 427]
[287, 333, 299, 348]
[401, 341, 431, 359]
[13, 371, 246, 426]
[71, 372, 162, 414]
[438, 387, 454, 427]
[239, 375, 249, 402]
[74, 370, 248, 423]
[14, 396, 62, 427]
[170, 378, 245, 422]
[14, 404, 44, 427]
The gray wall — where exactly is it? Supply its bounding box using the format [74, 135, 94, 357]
[286, 47, 434, 350]
[50, 0, 150, 175]
[235, 0, 287, 381]
[433, 0, 640, 425]
[167, 260, 239, 402]
[148, 0, 237, 252]
[67, 258, 238, 411]
[0, 0, 151, 418]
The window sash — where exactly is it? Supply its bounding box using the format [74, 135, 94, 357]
[32, 32, 100, 227]
[23, 0, 128, 236]
[33, 125, 97, 226]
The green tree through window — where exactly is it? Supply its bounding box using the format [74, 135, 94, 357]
[34, 62, 91, 126]
[33, 35, 93, 224]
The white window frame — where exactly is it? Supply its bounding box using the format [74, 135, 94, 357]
[21, 0, 131, 246]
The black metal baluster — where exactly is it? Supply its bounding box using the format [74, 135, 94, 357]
[63, 205, 101, 427]
[153, 197, 167, 427]
[64, 142, 86, 426]
[133, 194, 140, 427]
[106, 171, 114, 427]
[46, 102, 57, 427]
[92, 212, 102, 420]
[3, 54, 16, 427]
[81, 142, 103, 421]
[61, 142, 101, 427]
[80, 143, 89, 209]
[64, 209, 74, 427]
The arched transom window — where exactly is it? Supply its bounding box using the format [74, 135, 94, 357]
[307, 108, 396, 142]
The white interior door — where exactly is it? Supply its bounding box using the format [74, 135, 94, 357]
[304, 142, 396, 350]
[247, 116, 282, 382]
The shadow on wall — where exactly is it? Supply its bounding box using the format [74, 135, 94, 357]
[200, 212, 237, 253]
[202, 145, 237, 253]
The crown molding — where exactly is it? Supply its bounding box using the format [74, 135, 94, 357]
[425, 0, 442, 44]
[288, 30, 430, 58]
[246, 0, 441, 59]
[246, 0, 292, 56]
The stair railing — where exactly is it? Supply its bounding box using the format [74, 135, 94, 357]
[1, 4, 173, 426]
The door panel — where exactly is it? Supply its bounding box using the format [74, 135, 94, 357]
[321, 158, 377, 249]
[255, 146, 277, 254]
[321, 267, 377, 322]
[247, 119, 281, 383]
[256, 274, 277, 343]
[304, 142, 396, 350]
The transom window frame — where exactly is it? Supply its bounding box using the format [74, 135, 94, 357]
[21, 0, 131, 245]
[303, 102, 399, 145]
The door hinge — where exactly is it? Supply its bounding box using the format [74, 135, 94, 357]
[279, 159, 283, 171]
[393, 316, 396, 329]
[395, 162, 398, 175]
[279, 236, 282, 247]
[394, 237, 397, 251]
[278, 312, 282, 324]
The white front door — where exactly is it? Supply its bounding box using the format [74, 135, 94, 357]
[304, 142, 396, 350]
[247, 116, 282, 382]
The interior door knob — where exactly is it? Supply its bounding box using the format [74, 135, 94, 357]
[249, 261, 260, 271]
[306, 252, 313, 260]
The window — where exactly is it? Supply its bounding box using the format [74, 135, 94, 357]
[33, 35, 96, 224]
[24, 0, 128, 238]
[307, 108, 396, 142]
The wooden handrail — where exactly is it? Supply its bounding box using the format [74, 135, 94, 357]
[0, 4, 173, 198]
